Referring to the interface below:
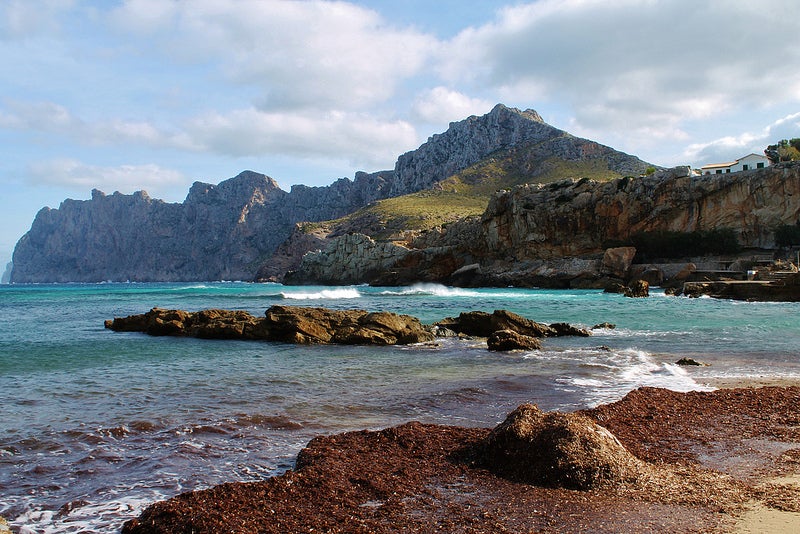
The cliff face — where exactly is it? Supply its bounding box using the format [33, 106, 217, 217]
[482, 163, 800, 259]
[10, 170, 397, 282]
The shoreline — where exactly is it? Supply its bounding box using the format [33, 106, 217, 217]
[705, 376, 800, 389]
[122, 383, 800, 533]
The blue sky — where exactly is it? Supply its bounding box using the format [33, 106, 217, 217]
[2, 0, 799, 270]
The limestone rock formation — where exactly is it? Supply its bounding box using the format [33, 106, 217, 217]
[12, 170, 401, 283]
[105, 306, 434, 346]
[479, 403, 648, 490]
[482, 163, 800, 260]
[389, 104, 650, 196]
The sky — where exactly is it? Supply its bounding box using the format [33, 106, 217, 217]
[1, 0, 799, 269]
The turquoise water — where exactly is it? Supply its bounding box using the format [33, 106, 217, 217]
[1, 282, 799, 532]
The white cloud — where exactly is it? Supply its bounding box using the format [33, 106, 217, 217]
[0, 0, 73, 40]
[412, 87, 493, 124]
[1, 98, 417, 168]
[28, 159, 186, 195]
[684, 112, 800, 165]
[108, 0, 436, 111]
[185, 107, 418, 169]
[439, 0, 800, 144]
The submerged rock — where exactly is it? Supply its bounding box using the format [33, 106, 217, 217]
[478, 403, 648, 490]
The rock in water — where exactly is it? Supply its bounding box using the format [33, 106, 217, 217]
[479, 404, 647, 490]
[487, 329, 542, 351]
[624, 279, 649, 298]
[105, 306, 434, 346]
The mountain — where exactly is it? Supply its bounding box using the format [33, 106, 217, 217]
[10, 105, 652, 283]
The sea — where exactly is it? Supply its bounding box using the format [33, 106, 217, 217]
[1, 282, 799, 533]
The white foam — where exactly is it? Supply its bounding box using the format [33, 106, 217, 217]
[280, 288, 361, 300]
[379, 283, 480, 297]
[11, 494, 159, 534]
[556, 347, 714, 407]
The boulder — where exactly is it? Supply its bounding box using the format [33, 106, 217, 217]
[487, 330, 542, 351]
[601, 247, 637, 279]
[635, 267, 664, 286]
[591, 322, 616, 330]
[624, 280, 649, 298]
[676, 358, 708, 366]
[478, 404, 647, 490]
[263, 305, 434, 345]
[435, 310, 556, 338]
[548, 322, 591, 337]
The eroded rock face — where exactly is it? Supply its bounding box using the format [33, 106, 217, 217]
[12, 171, 398, 283]
[482, 163, 800, 260]
[479, 403, 647, 490]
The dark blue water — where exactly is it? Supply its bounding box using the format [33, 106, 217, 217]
[1, 282, 799, 532]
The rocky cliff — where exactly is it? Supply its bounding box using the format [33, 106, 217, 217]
[389, 104, 649, 196]
[11, 170, 393, 282]
[288, 163, 800, 287]
[13, 104, 651, 283]
[481, 163, 800, 259]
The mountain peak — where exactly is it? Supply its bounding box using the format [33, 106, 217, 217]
[488, 103, 544, 123]
[389, 103, 563, 195]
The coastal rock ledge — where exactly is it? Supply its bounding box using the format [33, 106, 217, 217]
[104, 306, 434, 345]
[105, 306, 594, 349]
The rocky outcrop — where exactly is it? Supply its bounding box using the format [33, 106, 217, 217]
[105, 305, 434, 345]
[487, 329, 542, 351]
[624, 279, 650, 298]
[482, 163, 800, 260]
[0, 262, 10, 284]
[283, 233, 414, 285]
[435, 309, 590, 338]
[289, 163, 800, 288]
[478, 403, 648, 490]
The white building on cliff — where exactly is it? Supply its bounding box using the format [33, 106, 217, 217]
[700, 153, 770, 175]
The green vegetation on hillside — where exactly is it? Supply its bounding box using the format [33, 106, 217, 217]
[305, 142, 636, 240]
[765, 138, 800, 164]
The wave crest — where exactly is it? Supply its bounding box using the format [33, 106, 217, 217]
[379, 283, 479, 297]
[280, 288, 362, 300]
